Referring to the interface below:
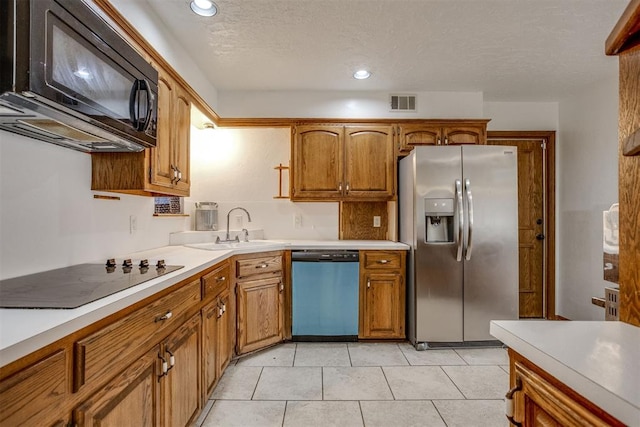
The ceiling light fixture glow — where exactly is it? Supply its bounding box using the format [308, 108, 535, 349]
[353, 69, 371, 80]
[190, 0, 218, 17]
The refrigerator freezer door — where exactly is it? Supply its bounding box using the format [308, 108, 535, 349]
[414, 146, 464, 342]
[461, 145, 519, 341]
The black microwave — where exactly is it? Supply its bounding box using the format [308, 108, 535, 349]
[0, 0, 157, 152]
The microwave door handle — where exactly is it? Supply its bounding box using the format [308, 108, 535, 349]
[464, 178, 474, 260]
[455, 179, 464, 262]
[129, 79, 151, 131]
[138, 80, 154, 133]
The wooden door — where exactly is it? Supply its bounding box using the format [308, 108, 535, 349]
[162, 314, 201, 427]
[443, 125, 485, 145]
[488, 138, 545, 317]
[291, 126, 343, 200]
[74, 348, 160, 427]
[152, 73, 176, 189]
[236, 277, 283, 354]
[396, 124, 441, 154]
[344, 126, 394, 199]
[172, 84, 191, 195]
[360, 272, 403, 338]
[216, 289, 234, 376]
[202, 300, 219, 397]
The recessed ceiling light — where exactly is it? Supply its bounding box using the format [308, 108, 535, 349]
[190, 0, 218, 17]
[353, 69, 371, 80]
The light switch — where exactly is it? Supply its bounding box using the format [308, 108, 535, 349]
[373, 216, 381, 227]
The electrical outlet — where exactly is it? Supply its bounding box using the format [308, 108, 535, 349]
[294, 213, 302, 228]
[373, 216, 381, 227]
[129, 215, 137, 234]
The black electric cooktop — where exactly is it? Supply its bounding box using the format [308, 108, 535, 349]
[0, 259, 183, 309]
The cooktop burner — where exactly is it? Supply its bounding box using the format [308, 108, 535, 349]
[0, 259, 184, 309]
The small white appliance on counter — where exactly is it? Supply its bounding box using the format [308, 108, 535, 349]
[195, 202, 218, 231]
[400, 145, 519, 349]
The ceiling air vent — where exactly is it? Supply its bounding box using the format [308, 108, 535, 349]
[390, 94, 417, 112]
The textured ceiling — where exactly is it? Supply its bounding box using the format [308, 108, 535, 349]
[140, 0, 628, 101]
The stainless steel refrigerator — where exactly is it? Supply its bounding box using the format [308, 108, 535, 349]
[399, 145, 518, 349]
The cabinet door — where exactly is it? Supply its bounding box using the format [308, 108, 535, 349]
[172, 84, 191, 195]
[216, 289, 234, 376]
[397, 124, 441, 153]
[236, 277, 283, 354]
[442, 125, 485, 145]
[202, 300, 219, 398]
[360, 272, 404, 338]
[292, 125, 343, 200]
[0, 350, 69, 427]
[162, 314, 201, 427]
[151, 73, 176, 189]
[74, 348, 160, 427]
[344, 126, 394, 199]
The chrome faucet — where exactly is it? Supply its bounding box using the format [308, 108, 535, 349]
[225, 207, 252, 241]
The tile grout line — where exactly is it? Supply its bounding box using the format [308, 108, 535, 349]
[250, 366, 264, 400]
[439, 365, 468, 400]
[379, 365, 397, 401]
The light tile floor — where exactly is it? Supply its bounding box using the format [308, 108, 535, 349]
[196, 342, 510, 427]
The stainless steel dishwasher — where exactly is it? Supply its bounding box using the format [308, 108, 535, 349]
[291, 250, 360, 341]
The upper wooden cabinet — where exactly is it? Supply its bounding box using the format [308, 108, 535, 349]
[91, 69, 191, 197]
[291, 125, 395, 201]
[395, 120, 489, 155]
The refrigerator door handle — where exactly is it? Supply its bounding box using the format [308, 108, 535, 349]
[464, 178, 474, 260]
[456, 179, 464, 261]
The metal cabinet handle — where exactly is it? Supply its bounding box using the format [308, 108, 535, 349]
[155, 311, 172, 322]
[444, 136, 449, 145]
[279, 282, 284, 293]
[166, 349, 175, 372]
[437, 137, 442, 145]
[256, 264, 269, 269]
[175, 168, 182, 183]
[158, 353, 168, 379]
[505, 377, 522, 426]
[338, 182, 343, 192]
[378, 259, 389, 264]
[346, 182, 350, 193]
[367, 280, 371, 288]
[216, 276, 226, 282]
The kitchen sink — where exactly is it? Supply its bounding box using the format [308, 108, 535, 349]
[185, 240, 285, 252]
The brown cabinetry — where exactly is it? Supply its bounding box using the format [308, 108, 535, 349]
[0, 349, 69, 427]
[233, 251, 285, 354]
[395, 120, 489, 155]
[91, 69, 191, 197]
[507, 349, 624, 427]
[359, 250, 406, 339]
[202, 260, 234, 397]
[291, 125, 395, 201]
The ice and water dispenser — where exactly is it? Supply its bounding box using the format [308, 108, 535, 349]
[424, 198, 454, 243]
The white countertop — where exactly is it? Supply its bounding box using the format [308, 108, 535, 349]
[0, 240, 408, 367]
[490, 320, 640, 426]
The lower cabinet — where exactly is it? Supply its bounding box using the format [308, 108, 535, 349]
[359, 250, 406, 339]
[74, 348, 161, 426]
[74, 313, 201, 427]
[236, 276, 284, 354]
[507, 349, 624, 427]
[202, 288, 234, 397]
[0, 349, 69, 427]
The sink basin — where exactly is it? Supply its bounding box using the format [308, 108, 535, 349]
[185, 240, 284, 251]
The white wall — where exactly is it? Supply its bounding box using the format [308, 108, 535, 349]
[186, 127, 339, 240]
[556, 74, 619, 320]
[106, 0, 219, 110]
[0, 133, 188, 280]
[217, 90, 484, 119]
[484, 102, 559, 131]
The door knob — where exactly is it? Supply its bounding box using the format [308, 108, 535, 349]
[536, 234, 545, 240]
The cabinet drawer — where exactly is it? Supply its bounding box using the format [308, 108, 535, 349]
[236, 254, 282, 279]
[0, 350, 69, 426]
[74, 279, 200, 391]
[362, 251, 402, 269]
[202, 261, 230, 299]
